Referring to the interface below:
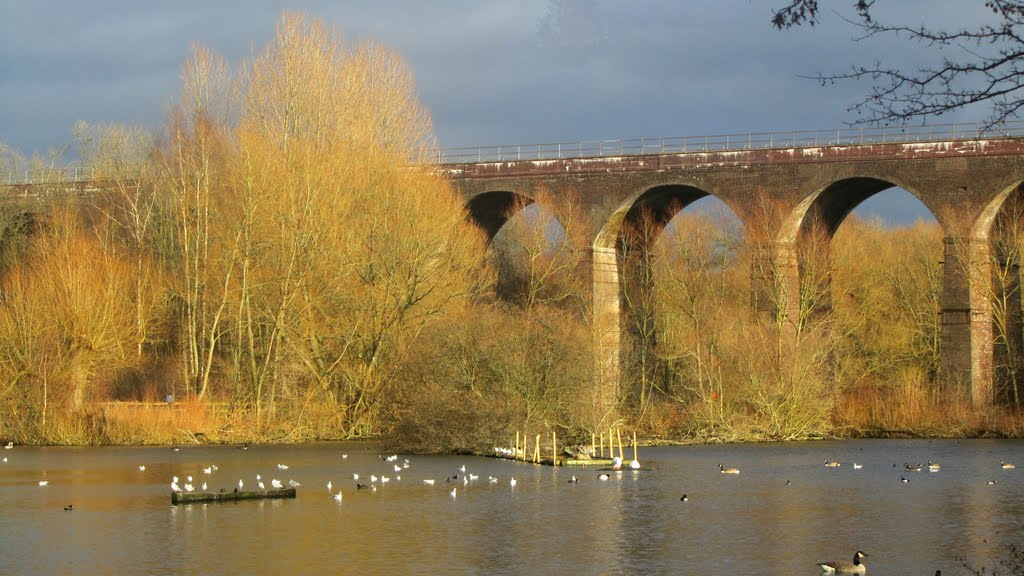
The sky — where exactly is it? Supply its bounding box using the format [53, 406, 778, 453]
[0, 1, 1004, 224]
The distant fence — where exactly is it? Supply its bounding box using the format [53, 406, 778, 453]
[7, 120, 1024, 184]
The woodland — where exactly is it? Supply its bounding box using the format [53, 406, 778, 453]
[0, 14, 1020, 449]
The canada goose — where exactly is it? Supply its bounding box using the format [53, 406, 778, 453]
[904, 463, 922, 472]
[817, 550, 868, 573]
[928, 461, 941, 472]
[824, 459, 841, 468]
[63, 504, 73, 511]
[1000, 461, 1015, 469]
[719, 464, 740, 474]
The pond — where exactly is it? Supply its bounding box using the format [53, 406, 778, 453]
[1, 438, 1021, 575]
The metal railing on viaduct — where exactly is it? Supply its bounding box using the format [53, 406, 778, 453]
[5, 120, 1024, 184]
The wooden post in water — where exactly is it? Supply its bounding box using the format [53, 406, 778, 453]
[617, 429, 624, 460]
[608, 428, 614, 458]
[552, 431, 558, 466]
[591, 432, 596, 458]
[632, 430, 638, 463]
[515, 431, 520, 461]
[599, 432, 604, 459]
[534, 434, 541, 463]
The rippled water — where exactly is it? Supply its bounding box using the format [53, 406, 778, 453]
[1, 439, 1021, 575]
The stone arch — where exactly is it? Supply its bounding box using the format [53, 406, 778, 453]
[464, 189, 537, 242]
[592, 182, 733, 411]
[968, 179, 1024, 405]
[596, 183, 739, 251]
[779, 176, 940, 245]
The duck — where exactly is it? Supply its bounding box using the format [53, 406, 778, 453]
[568, 476, 579, 484]
[817, 550, 868, 573]
[988, 479, 998, 485]
[289, 479, 301, 487]
[598, 473, 610, 481]
[423, 479, 435, 485]
[719, 464, 740, 474]
[927, 461, 941, 472]
[824, 459, 841, 468]
[1000, 461, 1015, 469]
[852, 463, 863, 470]
[64, 504, 73, 511]
[680, 494, 688, 502]
[904, 463, 922, 472]
[38, 480, 49, 487]
[900, 476, 910, 483]
[171, 481, 181, 492]
[356, 483, 370, 490]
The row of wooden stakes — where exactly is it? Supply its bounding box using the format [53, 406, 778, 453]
[509, 428, 640, 465]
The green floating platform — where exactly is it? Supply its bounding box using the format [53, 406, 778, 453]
[562, 458, 616, 467]
[171, 487, 296, 505]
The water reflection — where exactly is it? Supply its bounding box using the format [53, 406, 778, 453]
[0, 439, 1021, 574]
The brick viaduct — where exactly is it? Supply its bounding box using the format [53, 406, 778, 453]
[442, 136, 1024, 408]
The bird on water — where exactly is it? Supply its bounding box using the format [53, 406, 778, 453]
[719, 464, 740, 474]
[817, 550, 868, 574]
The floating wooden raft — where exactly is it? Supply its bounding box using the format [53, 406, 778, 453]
[171, 487, 296, 505]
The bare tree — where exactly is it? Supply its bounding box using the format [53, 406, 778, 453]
[773, 1, 1024, 126]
